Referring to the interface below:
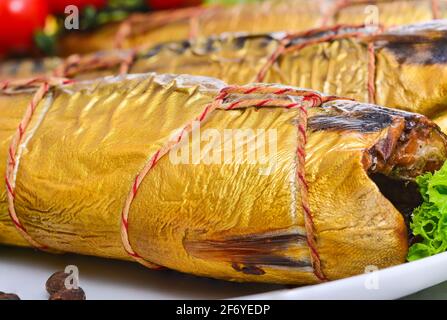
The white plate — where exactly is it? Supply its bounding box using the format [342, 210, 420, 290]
[1, 246, 446, 300]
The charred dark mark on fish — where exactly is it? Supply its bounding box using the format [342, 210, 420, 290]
[308, 113, 393, 133]
[204, 37, 218, 53]
[367, 21, 447, 65]
[380, 41, 447, 65]
[32, 59, 45, 73]
[7, 60, 21, 76]
[138, 34, 278, 59]
[308, 101, 424, 133]
[231, 263, 265, 275]
[184, 230, 312, 272]
[370, 20, 447, 44]
[170, 40, 194, 54]
[233, 34, 278, 49]
[140, 44, 164, 59]
[234, 36, 248, 49]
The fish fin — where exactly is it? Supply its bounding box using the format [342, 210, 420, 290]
[183, 228, 312, 273]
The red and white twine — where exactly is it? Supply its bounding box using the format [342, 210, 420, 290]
[2, 77, 74, 251]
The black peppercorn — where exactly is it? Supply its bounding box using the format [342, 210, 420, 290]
[49, 288, 86, 300]
[0, 292, 20, 300]
[46, 271, 70, 295]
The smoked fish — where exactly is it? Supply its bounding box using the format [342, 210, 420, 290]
[0, 73, 445, 284]
[57, 0, 447, 56]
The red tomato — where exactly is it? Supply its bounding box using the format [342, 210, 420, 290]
[0, 0, 49, 53]
[148, 0, 202, 10]
[47, 0, 106, 14]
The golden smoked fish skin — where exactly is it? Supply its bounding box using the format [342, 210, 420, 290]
[56, 0, 447, 56]
[4, 21, 447, 129]
[0, 73, 446, 284]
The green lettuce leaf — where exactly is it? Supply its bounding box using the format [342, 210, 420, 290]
[408, 162, 447, 261]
